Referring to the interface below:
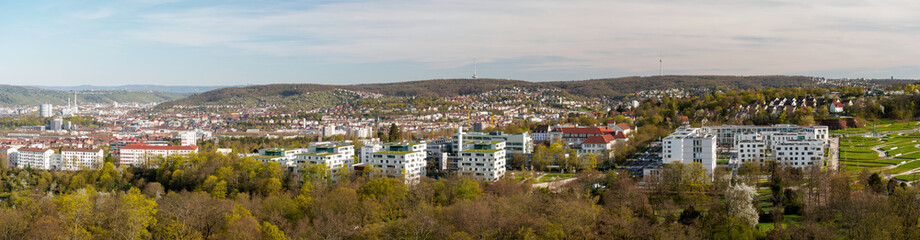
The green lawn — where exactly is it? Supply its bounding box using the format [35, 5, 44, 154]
[832, 121, 920, 134]
[538, 173, 576, 182]
[886, 160, 920, 174]
[894, 174, 920, 182]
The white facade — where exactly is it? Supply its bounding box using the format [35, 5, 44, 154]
[59, 148, 104, 170]
[703, 124, 829, 148]
[458, 141, 506, 181]
[179, 131, 198, 146]
[773, 140, 825, 169]
[39, 104, 53, 117]
[295, 142, 356, 179]
[662, 127, 717, 174]
[359, 144, 383, 163]
[452, 131, 532, 154]
[119, 143, 198, 166]
[0, 147, 18, 167]
[17, 148, 55, 170]
[365, 142, 427, 184]
[254, 148, 303, 165]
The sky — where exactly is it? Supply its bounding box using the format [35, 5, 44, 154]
[0, 0, 918, 86]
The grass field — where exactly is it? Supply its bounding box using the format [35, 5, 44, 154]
[885, 160, 920, 174]
[538, 173, 576, 182]
[831, 121, 920, 135]
[894, 174, 920, 182]
[838, 131, 920, 173]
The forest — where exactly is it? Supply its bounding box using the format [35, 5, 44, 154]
[1, 151, 918, 239]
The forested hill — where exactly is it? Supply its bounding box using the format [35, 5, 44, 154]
[160, 75, 817, 107]
[0, 85, 184, 106]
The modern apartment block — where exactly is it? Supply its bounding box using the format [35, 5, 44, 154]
[295, 142, 355, 179]
[452, 130, 532, 154]
[364, 142, 427, 184]
[727, 125, 830, 169]
[458, 141, 506, 181]
[703, 124, 829, 147]
[661, 127, 717, 173]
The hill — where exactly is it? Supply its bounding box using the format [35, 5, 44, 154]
[30, 85, 235, 94]
[159, 75, 818, 108]
[0, 85, 185, 106]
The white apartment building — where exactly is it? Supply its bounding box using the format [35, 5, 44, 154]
[452, 130, 533, 154]
[359, 143, 383, 163]
[458, 141, 506, 181]
[295, 142, 355, 179]
[17, 148, 55, 170]
[773, 140, 825, 169]
[364, 142, 427, 184]
[59, 148, 104, 170]
[119, 143, 198, 166]
[0, 147, 18, 167]
[179, 131, 198, 146]
[732, 126, 830, 169]
[703, 124, 829, 148]
[254, 148, 304, 165]
[662, 127, 717, 174]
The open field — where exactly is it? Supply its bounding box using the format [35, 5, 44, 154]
[831, 121, 920, 135]
[839, 132, 920, 175]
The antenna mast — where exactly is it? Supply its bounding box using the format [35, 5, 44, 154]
[472, 58, 478, 79]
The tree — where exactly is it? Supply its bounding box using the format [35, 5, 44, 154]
[261, 222, 288, 240]
[115, 188, 158, 240]
[579, 153, 598, 171]
[725, 183, 758, 227]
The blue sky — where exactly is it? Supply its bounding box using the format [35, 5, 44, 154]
[1, 0, 918, 86]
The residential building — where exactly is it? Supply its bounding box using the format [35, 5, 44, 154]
[179, 131, 198, 146]
[294, 142, 355, 179]
[119, 143, 198, 166]
[703, 124, 829, 148]
[661, 127, 717, 174]
[0, 147, 18, 167]
[458, 141, 506, 181]
[18, 148, 55, 170]
[364, 142, 427, 184]
[452, 130, 532, 154]
[532, 125, 552, 143]
[59, 148, 104, 170]
[254, 148, 303, 165]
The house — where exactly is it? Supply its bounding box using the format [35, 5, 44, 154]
[829, 101, 844, 113]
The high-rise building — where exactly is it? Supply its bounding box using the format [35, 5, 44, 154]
[51, 118, 63, 131]
[661, 126, 717, 174]
[39, 104, 53, 117]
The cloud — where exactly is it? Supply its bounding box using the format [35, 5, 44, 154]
[68, 0, 920, 77]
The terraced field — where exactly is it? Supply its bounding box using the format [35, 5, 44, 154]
[839, 132, 920, 183]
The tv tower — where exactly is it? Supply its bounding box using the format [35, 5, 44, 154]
[472, 58, 478, 79]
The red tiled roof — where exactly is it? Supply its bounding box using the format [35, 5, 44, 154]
[616, 123, 632, 130]
[122, 143, 198, 151]
[613, 132, 628, 139]
[18, 148, 52, 152]
[832, 102, 844, 107]
[583, 134, 616, 144]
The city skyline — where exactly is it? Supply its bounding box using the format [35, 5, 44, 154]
[1, 0, 918, 86]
